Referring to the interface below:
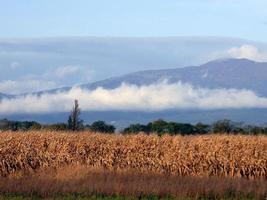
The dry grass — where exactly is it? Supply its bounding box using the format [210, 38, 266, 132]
[0, 165, 266, 199]
[0, 131, 266, 180]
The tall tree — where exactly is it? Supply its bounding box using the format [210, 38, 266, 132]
[68, 99, 83, 131]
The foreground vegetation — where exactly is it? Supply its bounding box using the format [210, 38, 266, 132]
[0, 132, 266, 199]
[0, 165, 266, 199]
[0, 194, 180, 200]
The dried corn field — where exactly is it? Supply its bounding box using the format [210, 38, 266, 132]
[0, 131, 266, 179]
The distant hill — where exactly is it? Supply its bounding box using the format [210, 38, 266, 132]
[20, 58, 267, 97]
[0, 93, 5, 98]
[81, 58, 267, 96]
[0, 93, 13, 99]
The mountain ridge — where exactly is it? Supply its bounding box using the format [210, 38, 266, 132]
[2, 58, 266, 97]
[0, 93, 14, 99]
[79, 58, 267, 96]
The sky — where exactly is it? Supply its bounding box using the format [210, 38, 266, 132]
[0, 0, 267, 42]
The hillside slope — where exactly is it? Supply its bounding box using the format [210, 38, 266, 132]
[82, 58, 267, 96]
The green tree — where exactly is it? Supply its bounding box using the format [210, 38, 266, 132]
[89, 121, 115, 133]
[29, 123, 42, 130]
[168, 122, 197, 135]
[195, 122, 210, 134]
[123, 123, 149, 134]
[147, 119, 168, 135]
[212, 119, 234, 133]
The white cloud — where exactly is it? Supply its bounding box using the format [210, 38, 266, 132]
[0, 80, 57, 94]
[54, 65, 82, 78]
[44, 65, 94, 84]
[213, 44, 267, 62]
[1, 82, 267, 114]
[227, 45, 267, 61]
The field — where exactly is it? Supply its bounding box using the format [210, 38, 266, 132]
[0, 131, 266, 199]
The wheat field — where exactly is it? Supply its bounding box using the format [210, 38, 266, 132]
[0, 131, 266, 179]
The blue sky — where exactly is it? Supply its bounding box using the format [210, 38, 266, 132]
[0, 0, 267, 42]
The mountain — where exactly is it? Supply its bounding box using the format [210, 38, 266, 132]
[81, 58, 267, 96]
[0, 93, 5, 99]
[25, 58, 267, 96]
[0, 93, 13, 99]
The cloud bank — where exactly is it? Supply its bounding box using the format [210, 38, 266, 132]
[227, 45, 267, 61]
[1, 82, 267, 114]
[213, 44, 267, 62]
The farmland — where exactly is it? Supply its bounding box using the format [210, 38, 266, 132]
[0, 131, 266, 199]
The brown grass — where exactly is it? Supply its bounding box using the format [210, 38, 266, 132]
[0, 131, 266, 180]
[0, 165, 266, 199]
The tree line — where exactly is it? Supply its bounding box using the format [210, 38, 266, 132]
[0, 100, 266, 135]
[1, 118, 267, 135]
[0, 119, 115, 133]
[122, 119, 267, 135]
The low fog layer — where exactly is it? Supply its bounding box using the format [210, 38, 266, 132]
[1, 82, 267, 114]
